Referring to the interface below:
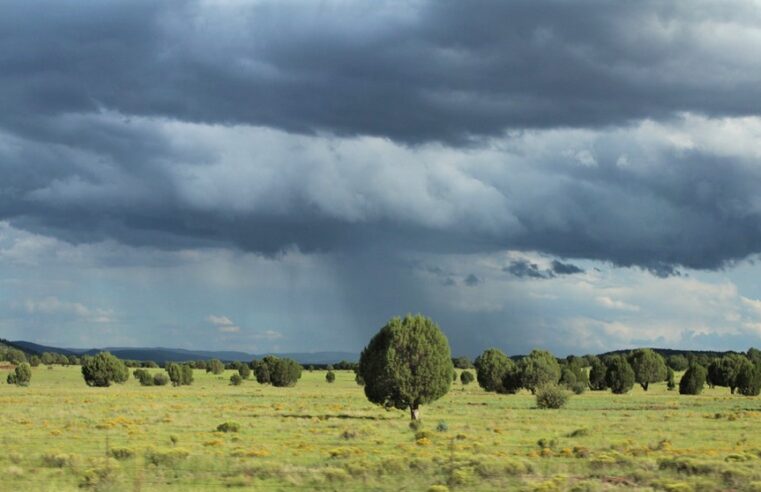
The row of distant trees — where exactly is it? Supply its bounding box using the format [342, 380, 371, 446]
[74, 352, 304, 388]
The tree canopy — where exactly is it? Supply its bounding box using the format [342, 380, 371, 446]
[357, 314, 453, 420]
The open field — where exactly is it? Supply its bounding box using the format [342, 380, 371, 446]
[3, 367, 761, 491]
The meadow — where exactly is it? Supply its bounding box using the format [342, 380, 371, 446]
[2, 366, 761, 491]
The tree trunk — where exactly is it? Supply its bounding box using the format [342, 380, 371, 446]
[642, 382, 649, 391]
[410, 405, 420, 420]
[731, 386, 736, 394]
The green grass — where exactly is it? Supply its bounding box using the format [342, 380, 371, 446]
[3, 367, 761, 491]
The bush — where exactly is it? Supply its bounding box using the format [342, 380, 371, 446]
[460, 370, 474, 385]
[326, 371, 336, 383]
[152, 373, 169, 386]
[255, 360, 271, 384]
[166, 363, 194, 386]
[269, 358, 302, 387]
[7, 362, 32, 386]
[133, 369, 154, 386]
[206, 359, 224, 375]
[81, 352, 129, 387]
[355, 372, 365, 386]
[679, 364, 707, 395]
[230, 374, 243, 386]
[238, 365, 251, 379]
[216, 421, 240, 433]
[605, 355, 635, 394]
[535, 384, 570, 409]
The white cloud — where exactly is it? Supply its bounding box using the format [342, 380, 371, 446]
[20, 297, 114, 324]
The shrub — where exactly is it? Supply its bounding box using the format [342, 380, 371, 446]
[605, 355, 635, 394]
[255, 360, 271, 384]
[535, 384, 569, 409]
[7, 362, 32, 386]
[326, 370, 336, 383]
[460, 370, 474, 385]
[81, 352, 129, 387]
[355, 372, 365, 386]
[474, 348, 515, 393]
[133, 369, 154, 386]
[216, 421, 240, 433]
[358, 314, 453, 420]
[707, 354, 751, 394]
[679, 364, 707, 395]
[166, 363, 194, 386]
[238, 365, 251, 379]
[152, 373, 169, 386]
[230, 373, 243, 386]
[109, 447, 135, 460]
[268, 357, 302, 387]
[206, 359, 224, 375]
[666, 367, 676, 391]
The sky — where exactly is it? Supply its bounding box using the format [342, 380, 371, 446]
[3, 0, 761, 357]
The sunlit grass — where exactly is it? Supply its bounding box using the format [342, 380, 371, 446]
[2, 366, 761, 490]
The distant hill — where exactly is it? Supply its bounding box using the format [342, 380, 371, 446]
[9, 340, 357, 364]
[599, 347, 744, 359]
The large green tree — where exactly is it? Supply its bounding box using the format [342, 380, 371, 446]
[81, 352, 129, 387]
[519, 349, 561, 394]
[474, 348, 515, 393]
[358, 314, 453, 420]
[588, 357, 608, 390]
[628, 348, 668, 391]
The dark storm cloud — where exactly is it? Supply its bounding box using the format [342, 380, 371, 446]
[504, 260, 551, 279]
[464, 274, 481, 287]
[2, 0, 761, 276]
[2, 1, 761, 144]
[551, 260, 584, 276]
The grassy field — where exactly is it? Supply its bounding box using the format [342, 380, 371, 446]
[2, 367, 761, 491]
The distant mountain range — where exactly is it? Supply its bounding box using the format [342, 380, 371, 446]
[8, 340, 358, 365]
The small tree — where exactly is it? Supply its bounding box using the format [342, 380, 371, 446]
[519, 349, 561, 394]
[269, 358, 302, 387]
[255, 361, 271, 384]
[238, 365, 251, 379]
[41, 352, 57, 365]
[628, 348, 668, 391]
[588, 358, 608, 390]
[708, 354, 751, 394]
[474, 348, 515, 393]
[133, 369, 154, 386]
[679, 364, 707, 395]
[206, 359, 224, 375]
[358, 314, 453, 420]
[460, 370, 475, 385]
[29, 356, 41, 367]
[667, 354, 689, 371]
[736, 363, 761, 396]
[453, 356, 473, 369]
[666, 367, 676, 391]
[7, 362, 32, 386]
[230, 373, 243, 386]
[166, 363, 194, 386]
[81, 352, 129, 387]
[326, 370, 336, 383]
[605, 356, 635, 394]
